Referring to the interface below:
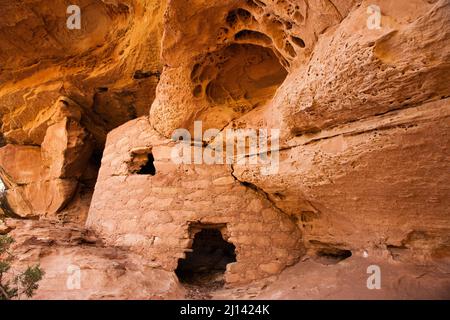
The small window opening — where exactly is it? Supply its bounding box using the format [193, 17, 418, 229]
[128, 147, 156, 176]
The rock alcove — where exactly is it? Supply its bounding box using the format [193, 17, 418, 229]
[175, 224, 237, 287]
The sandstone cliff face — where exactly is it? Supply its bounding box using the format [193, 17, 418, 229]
[0, 0, 165, 219]
[0, 0, 449, 299]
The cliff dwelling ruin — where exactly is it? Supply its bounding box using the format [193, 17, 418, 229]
[175, 224, 237, 285]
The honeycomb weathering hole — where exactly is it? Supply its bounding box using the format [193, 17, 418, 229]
[175, 226, 237, 287]
[192, 43, 288, 113]
[315, 248, 352, 265]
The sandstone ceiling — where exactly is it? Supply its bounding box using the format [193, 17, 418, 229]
[0, 0, 449, 299]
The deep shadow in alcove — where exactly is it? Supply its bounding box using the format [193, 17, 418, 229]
[137, 153, 156, 175]
[175, 228, 236, 287]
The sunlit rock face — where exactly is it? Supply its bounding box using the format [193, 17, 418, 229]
[1, 0, 450, 299]
[0, 0, 165, 220]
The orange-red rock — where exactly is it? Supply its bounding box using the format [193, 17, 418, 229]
[0, 0, 449, 300]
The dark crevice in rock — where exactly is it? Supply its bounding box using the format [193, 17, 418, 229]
[315, 247, 352, 264]
[133, 70, 161, 80]
[0, 133, 5, 148]
[230, 164, 294, 221]
[136, 153, 156, 175]
[309, 240, 352, 265]
[290, 35, 306, 48]
[128, 148, 156, 176]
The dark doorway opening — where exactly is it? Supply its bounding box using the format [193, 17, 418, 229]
[175, 226, 236, 287]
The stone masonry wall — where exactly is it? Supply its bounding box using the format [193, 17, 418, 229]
[87, 116, 303, 284]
